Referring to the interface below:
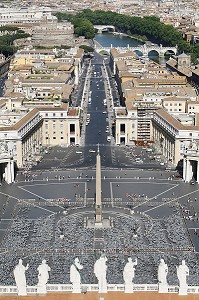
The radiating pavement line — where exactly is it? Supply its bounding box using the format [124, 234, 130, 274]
[133, 184, 179, 209]
[143, 188, 199, 213]
[17, 186, 63, 211]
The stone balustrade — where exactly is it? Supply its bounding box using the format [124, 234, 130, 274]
[0, 284, 199, 295]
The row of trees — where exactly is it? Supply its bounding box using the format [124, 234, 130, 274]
[0, 26, 30, 57]
[55, 12, 95, 39]
[56, 9, 199, 62]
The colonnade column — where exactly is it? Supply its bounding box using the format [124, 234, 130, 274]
[184, 159, 192, 183]
[4, 160, 14, 184]
[183, 158, 187, 181]
[197, 160, 199, 183]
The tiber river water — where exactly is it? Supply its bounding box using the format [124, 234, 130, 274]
[94, 32, 169, 65]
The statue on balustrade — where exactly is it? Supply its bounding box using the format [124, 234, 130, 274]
[177, 260, 189, 288]
[157, 258, 169, 293]
[158, 259, 168, 285]
[94, 255, 108, 293]
[13, 259, 29, 296]
[37, 260, 51, 293]
[123, 257, 137, 293]
[70, 257, 83, 293]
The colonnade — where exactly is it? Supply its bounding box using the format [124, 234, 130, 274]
[152, 126, 175, 163]
[22, 127, 42, 166]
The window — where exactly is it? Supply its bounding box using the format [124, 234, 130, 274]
[120, 124, 125, 133]
[60, 123, 64, 130]
[45, 124, 48, 129]
[53, 137, 56, 139]
[70, 124, 75, 133]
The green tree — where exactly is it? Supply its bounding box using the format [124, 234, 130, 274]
[79, 45, 94, 53]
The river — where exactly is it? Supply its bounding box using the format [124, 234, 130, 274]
[94, 32, 168, 65]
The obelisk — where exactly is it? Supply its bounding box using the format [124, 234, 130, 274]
[95, 144, 102, 227]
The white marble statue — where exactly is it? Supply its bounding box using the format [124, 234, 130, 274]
[94, 255, 108, 293]
[37, 260, 51, 293]
[158, 259, 168, 285]
[177, 260, 189, 295]
[70, 257, 83, 293]
[123, 257, 137, 293]
[158, 259, 168, 293]
[13, 259, 29, 296]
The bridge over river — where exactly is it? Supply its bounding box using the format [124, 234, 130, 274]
[95, 43, 178, 57]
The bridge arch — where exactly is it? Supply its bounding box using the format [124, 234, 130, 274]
[94, 25, 115, 33]
[133, 50, 143, 57]
[163, 49, 176, 56]
[99, 49, 109, 56]
[148, 49, 160, 57]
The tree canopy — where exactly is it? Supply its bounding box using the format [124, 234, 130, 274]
[55, 12, 95, 39]
[0, 27, 30, 56]
[79, 44, 94, 53]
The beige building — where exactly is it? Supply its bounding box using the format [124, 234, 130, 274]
[115, 106, 138, 145]
[0, 103, 81, 168]
[152, 108, 199, 165]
